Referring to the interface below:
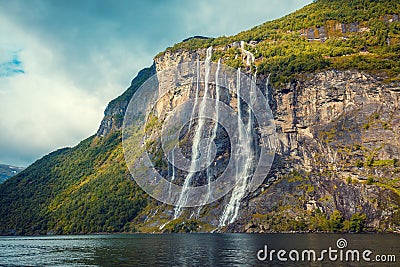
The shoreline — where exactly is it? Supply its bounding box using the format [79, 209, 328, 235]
[1, 231, 399, 237]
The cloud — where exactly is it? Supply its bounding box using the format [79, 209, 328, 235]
[0, 14, 104, 166]
[0, 0, 311, 166]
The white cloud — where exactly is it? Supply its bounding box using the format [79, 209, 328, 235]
[0, 15, 104, 165]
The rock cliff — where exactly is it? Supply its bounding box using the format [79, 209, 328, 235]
[97, 65, 156, 137]
[121, 46, 400, 233]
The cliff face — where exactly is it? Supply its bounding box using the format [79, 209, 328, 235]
[236, 70, 400, 232]
[120, 47, 399, 233]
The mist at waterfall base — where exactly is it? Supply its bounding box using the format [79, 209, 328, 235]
[122, 46, 276, 230]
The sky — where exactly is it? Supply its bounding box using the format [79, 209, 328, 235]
[0, 0, 311, 167]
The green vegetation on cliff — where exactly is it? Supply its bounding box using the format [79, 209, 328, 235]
[161, 0, 400, 86]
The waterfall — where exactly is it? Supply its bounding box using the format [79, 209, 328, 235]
[173, 46, 213, 219]
[161, 152, 176, 230]
[219, 70, 257, 227]
[240, 41, 255, 66]
[193, 58, 222, 219]
[265, 73, 271, 102]
[264, 74, 273, 150]
[206, 58, 221, 202]
[188, 59, 201, 133]
[168, 151, 175, 198]
[247, 72, 256, 157]
[219, 69, 248, 226]
[171, 45, 261, 226]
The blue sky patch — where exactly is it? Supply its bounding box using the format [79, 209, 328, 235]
[0, 51, 25, 78]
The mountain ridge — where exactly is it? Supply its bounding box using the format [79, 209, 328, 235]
[0, 164, 24, 184]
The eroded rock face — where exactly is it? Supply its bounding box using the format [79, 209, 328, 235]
[236, 70, 400, 232]
[271, 70, 400, 170]
[100, 47, 400, 232]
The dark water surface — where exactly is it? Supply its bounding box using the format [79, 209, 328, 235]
[0, 234, 398, 266]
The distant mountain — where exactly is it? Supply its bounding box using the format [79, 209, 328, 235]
[0, 164, 24, 183]
[0, 0, 399, 235]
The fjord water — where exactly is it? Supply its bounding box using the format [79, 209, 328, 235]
[0, 234, 398, 266]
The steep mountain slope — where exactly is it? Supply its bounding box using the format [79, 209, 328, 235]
[0, 0, 399, 235]
[0, 165, 24, 184]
